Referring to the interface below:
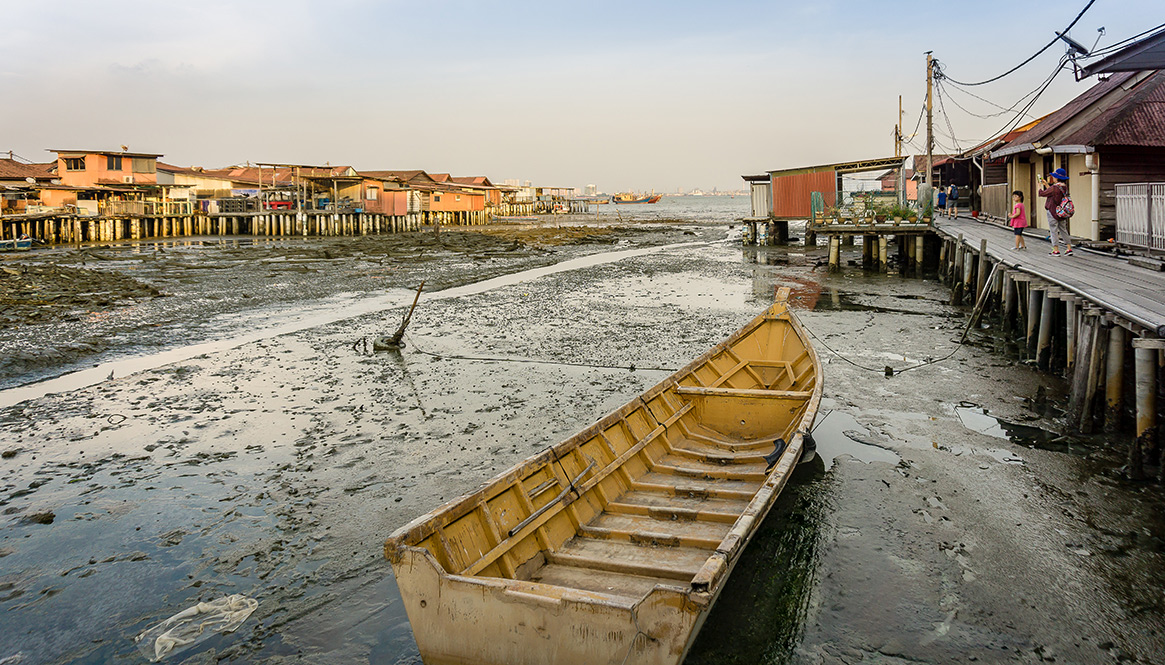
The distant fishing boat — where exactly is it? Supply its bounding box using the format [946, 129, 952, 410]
[611, 193, 662, 204]
[384, 288, 822, 665]
[0, 236, 32, 252]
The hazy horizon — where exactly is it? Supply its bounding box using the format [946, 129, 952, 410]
[3, 1, 1159, 192]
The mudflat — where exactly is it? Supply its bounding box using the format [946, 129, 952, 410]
[0, 221, 1161, 665]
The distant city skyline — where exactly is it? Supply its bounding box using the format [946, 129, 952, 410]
[3, 1, 1159, 192]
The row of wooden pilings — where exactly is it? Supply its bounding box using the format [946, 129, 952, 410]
[939, 232, 1165, 480]
[2, 211, 429, 244]
[421, 210, 490, 226]
[822, 231, 938, 274]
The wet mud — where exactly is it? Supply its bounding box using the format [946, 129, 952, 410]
[1, 215, 1163, 665]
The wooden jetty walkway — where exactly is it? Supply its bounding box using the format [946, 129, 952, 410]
[932, 215, 1164, 479]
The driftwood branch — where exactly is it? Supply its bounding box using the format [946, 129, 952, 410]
[375, 281, 425, 350]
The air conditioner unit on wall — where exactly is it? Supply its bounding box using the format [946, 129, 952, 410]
[123, 176, 133, 184]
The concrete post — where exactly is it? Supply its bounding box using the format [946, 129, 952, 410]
[1131, 338, 1163, 480]
[878, 237, 888, 273]
[1105, 325, 1127, 432]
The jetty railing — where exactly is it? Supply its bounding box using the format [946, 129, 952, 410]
[100, 200, 194, 217]
[1116, 182, 1165, 252]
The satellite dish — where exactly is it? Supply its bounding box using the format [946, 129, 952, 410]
[1056, 31, 1089, 56]
[25, 177, 35, 184]
[121, 145, 129, 152]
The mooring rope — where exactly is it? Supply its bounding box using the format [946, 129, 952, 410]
[400, 332, 680, 373]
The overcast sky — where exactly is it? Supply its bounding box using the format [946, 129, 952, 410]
[3, 1, 1159, 192]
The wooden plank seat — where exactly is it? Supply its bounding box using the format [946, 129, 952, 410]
[579, 512, 731, 549]
[651, 455, 769, 482]
[605, 489, 750, 523]
[526, 561, 686, 602]
[543, 537, 711, 582]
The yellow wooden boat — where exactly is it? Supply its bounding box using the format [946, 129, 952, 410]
[384, 288, 822, 665]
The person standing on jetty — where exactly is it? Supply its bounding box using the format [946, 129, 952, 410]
[1009, 190, 1028, 250]
[1039, 168, 1073, 256]
[946, 183, 959, 218]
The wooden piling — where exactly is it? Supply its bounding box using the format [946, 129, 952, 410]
[1081, 317, 1109, 433]
[828, 235, 840, 273]
[1066, 298, 1078, 372]
[1026, 286, 1042, 357]
[1037, 290, 1055, 371]
[878, 237, 888, 273]
[975, 239, 988, 302]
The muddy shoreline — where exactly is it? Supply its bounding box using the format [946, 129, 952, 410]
[1, 220, 1162, 665]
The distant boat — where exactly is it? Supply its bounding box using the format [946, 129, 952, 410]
[611, 193, 662, 204]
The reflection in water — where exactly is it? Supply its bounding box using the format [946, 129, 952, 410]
[685, 456, 831, 665]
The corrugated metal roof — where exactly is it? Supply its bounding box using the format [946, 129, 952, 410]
[1003, 71, 1140, 148]
[1059, 71, 1165, 146]
[48, 149, 162, 158]
[1080, 27, 1165, 77]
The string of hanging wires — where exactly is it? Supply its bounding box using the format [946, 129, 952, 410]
[930, 53, 1072, 151]
[941, 0, 1097, 86]
[938, 78, 1046, 120]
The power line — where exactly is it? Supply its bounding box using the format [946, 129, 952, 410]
[942, 0, 1097, 86]
[934, 85, 963, 152]
[1085, 23, 1165, 58]
[939, 78, 1043, 120]
[930, 55, 1070, 152]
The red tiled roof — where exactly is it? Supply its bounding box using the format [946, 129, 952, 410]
[0, 159, 55, 181]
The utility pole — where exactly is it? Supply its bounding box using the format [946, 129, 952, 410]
[895, 95, 902, 158]
[925, 52, 934, 187]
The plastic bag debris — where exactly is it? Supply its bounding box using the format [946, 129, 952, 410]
[133, 594, 258, 662]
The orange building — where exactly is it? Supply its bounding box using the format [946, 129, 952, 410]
[50, 149, 160, 188]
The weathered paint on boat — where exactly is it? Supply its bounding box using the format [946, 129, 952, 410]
[384, 288, 822, 665]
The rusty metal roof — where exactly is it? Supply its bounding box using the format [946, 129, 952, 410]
[1059, 70, 1165, 146]
[1079, 27, 1165, 77]
[1000, 71, 1142, 150]
[0, 159, 55, 181]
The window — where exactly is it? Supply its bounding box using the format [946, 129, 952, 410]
[132, 158, 156, 174]
[106, 155, 123, 171]
[64, 157, 85, 171]
[366, 187, 378, 201]
[434, 195, 441, 202]
[456, 195, 461, 201]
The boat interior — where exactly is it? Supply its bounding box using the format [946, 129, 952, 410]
[389, 305, 819, 606]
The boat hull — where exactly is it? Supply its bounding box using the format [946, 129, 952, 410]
[385, 289, 822, 664]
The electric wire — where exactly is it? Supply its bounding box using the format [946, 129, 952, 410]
[942, 0, 1097, 86]
[1084, 23, 1165, 58]
[938, 78, 1044, 120]
[934, 85, 964, 152]
[932, 54, 1071, 152]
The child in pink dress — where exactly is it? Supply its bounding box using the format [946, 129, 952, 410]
[1009, 190, 1027, 250]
